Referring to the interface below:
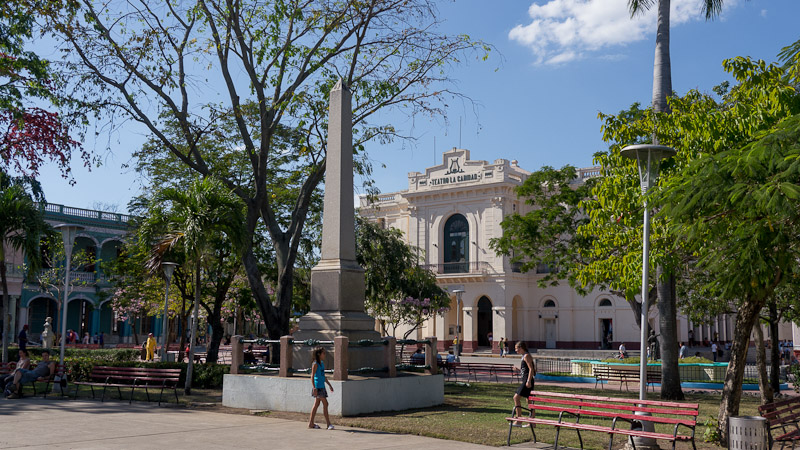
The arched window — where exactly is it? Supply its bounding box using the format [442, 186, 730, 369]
[443, 214, 469, 273]
[598, 298, 612, 307]
[543, 299, 556, 308]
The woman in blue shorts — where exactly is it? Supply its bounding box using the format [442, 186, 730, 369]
[307, 346, 334, 430]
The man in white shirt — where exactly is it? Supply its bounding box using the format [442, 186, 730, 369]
[618, 343, 627, 359]
[679, 342, 687, 359]
[711, 342, 718, 362]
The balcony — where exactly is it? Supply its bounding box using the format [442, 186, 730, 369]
[36, 269, 96, 285]
[4, 262, 24, 278]
[419, 262, 491, 283]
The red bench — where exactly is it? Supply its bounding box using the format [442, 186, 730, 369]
[72, 366, 181, 406]
[15, 363, 66, 398]
[0, 361, 18, 377]
[759, 395, 800, 448]
[505, 390, 699, 450]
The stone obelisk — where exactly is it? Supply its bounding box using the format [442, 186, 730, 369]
[294, 80, 382, 368]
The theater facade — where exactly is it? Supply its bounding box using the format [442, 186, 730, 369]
[359, 148, 771, 353]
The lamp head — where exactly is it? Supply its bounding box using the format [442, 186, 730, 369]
[620, 144, 677, 193]
[162, 262, 179, 281]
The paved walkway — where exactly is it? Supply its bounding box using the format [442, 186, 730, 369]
[0, 397, 497, 450]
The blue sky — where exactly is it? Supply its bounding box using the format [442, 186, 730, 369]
[33, 0, 800, 212]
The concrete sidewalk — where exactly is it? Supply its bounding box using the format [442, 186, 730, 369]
[0, 397, 497, 450]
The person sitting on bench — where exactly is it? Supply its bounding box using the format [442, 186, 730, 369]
[4, 349, 56, 399]
[2, 349, 31, 388]
[243, 344, 258, 364]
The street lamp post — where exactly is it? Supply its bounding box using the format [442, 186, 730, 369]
[160, 262, 179, 361]
[452, 289, 464, 362]
[54, 224, 84, 366]
[620, 144, 676, 402]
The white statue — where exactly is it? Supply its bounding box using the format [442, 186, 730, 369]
[41, 317, 53, 349]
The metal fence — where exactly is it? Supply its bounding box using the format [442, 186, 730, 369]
[533, 357, 787, 383]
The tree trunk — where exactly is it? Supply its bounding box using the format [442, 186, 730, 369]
[1, 259, 10, 363]
[652, 0, 672, 115]
[718, 297, 766, 446]
[657, 267, 683, 400]
[768, 302, 781, 393]
[206, 311, 224, 364]
[185, 263, 201, 395]
[178, 295, 187, 362]
[753, 323, 773, 405]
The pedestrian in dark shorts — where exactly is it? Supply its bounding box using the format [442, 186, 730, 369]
[307, 346, 334, 430]
[511, 341, 536, 427]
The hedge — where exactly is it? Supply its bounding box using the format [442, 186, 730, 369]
[8, 346, 140, 362]
[8, 346, 228, 388]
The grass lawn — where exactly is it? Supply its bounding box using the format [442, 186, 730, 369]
[263, 382, 762, 448]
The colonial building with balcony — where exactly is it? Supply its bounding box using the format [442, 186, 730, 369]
[359, 148, 779, 353]
[3, 203, 142, 345]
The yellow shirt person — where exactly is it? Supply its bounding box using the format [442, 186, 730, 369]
[145, 333, 157, 361]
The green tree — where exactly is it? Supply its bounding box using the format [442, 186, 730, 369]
[45, 0, 489, 341]
[1, 1, 88, 181]
[356, 217, 449, 339]
[626, 0, 730, 401]
[0, 171, 48, 362]
[142, 177, 245, 394]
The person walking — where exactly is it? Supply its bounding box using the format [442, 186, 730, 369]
[711, 341, 718, 362]
[510, 341, 536, 427]
[17, 325, 28, 352]
[679, 342, 687, 359]
[308, 346, 334, 430]
[499, 338, 506, 358]
[145, 333, 157, 361]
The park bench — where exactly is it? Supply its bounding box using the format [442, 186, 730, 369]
[759, 395, 800, 448]
[593, 366, 661, 392]
[0, 361, 17, 377]
[18, 363, 66, 398]
[460, 363, 520, 383]
[505, 390, 699, 450]
[72, 366, 181, 406]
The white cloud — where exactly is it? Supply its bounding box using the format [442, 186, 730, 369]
[509, 0, 738, 65]
[760, 9, 767, 18]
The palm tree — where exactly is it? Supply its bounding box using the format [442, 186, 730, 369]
[0, 172, 49, 363]
[142, 177, 244, 395]
[628, 0, 741, 438]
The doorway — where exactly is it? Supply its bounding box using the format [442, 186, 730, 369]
[600, 319, 613, 349]
[545, 319, 557, 349]
[477, 296, 493, 347]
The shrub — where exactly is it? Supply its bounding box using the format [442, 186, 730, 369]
[8, 346, 140, 362]
[63, 360, 229, 388]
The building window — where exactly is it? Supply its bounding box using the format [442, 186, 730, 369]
[443, 214, 469, 273]
[543, 299, 556, 308]
[598, 298, 612, 307]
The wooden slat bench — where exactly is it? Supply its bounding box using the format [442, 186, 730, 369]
[72, 366, 181, 406]
[461, 363, 520, 383]
[759, 395, 800, 448]
[593, 366, 661, 392]
[0, 361, 17, 377]
[505, 390, 699, 450]
[18, 363, 65, 398]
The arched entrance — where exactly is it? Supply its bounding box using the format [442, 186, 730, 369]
[477, 296, 493, 347]
[67, 299, 94, 338]
[28, 297, 58, 336]
[443, 214, 469, 273]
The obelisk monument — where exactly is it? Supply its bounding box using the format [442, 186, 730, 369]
[294, 79, 382, 368]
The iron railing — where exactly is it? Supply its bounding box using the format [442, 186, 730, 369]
[421, 261, 491, 274]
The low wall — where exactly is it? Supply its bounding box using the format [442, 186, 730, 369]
[223, 373, 444, 416]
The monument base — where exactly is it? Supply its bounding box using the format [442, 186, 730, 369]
[222, 373, 444, 416]
[293, 311, 384, 370]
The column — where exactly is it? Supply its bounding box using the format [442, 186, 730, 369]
[17, 305, 27, 337]
[462, 306, 475, 353]
[90, 308, 100, 336]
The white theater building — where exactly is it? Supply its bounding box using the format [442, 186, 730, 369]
[359, 148, 788, 353]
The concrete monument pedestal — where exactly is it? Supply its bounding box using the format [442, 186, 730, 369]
[223, 79, 440, 414]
